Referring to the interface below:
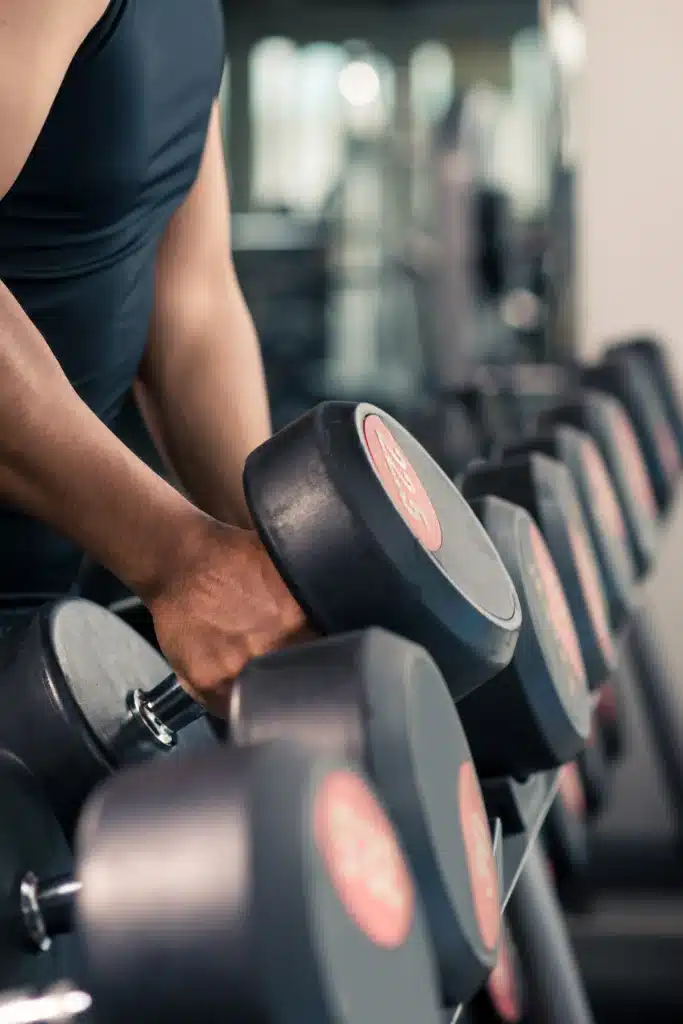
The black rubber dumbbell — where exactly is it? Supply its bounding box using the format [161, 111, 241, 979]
[539, 390, 658, 579]
[82, 400, 523, 704]
[605, 335, 683, 464]
[465, 919, 527, 1024]
[1, 742, 445, 1024]
[503, 425, 637, 634]
[456, 495, 591, 781]
[217, 629, 503, 1007]
[461, 453, 617, 693]
[543, 762, 592, 912]
[582, 358, 681, 517]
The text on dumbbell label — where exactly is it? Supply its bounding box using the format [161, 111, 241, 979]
[459, 762, 500, 951]
[363, 416, 443, 552]
[315, 771, 414, 948]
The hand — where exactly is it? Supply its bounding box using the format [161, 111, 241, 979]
[147, 518, 310, 717]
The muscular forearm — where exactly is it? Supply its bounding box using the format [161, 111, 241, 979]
[137, 274, 272, 529]
[0, 281, 209, 599]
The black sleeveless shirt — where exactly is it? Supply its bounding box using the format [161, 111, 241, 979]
[0, 0, 225, 603]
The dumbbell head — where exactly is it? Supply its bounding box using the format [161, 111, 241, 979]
[0, 751, 79, 991]
[467, 920, 526, 1024]
[605, 335, 683, 461]
[228, 629, 501, 1006]
[8, 743, 444, 1024]
[504, 425, 637, 632]
[543, 763, 591, 911]
[582, 358, 681, 515]
[0, 601, 216, 835]
[576, 728, 610, 818]
[461, 454, 616, 691]
[456, 496, 591, 780]
[595, 680, 624, 761]
[539, 391, 658, 579]
[243, 402, 522, 702]
[77, 742, 445, 1024]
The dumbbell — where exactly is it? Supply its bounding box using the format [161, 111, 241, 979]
[460, 455, 620, 820]
[543, 762, 592, 911]
[455, 495, 591, 781]
[461, 452, 617, 694]
[605, 335, 683, 462]
[0, 610, 502, 1006]
[503, 425, 637, 634]
[214, 628, 503, 1007]
[581, 357, 681, 517]
[503, 425, 636, 768]
[86, 399, 523, 724]
[1, 742, 445, 1024]
[465, 920, 527, 1024]
[230, 493, 590, 795]
[538, 390, 658, 579]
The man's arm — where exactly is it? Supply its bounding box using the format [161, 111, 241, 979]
[0, 0, 199, 598]
[135, 103, 272, 529]
[0, 9, 304, 711]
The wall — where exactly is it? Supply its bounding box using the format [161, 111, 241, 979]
[578, 0, 683, 362]
[577, 0, 683, 842]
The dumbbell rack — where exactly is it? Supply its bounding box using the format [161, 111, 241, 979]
[447, 769, 594, 1024]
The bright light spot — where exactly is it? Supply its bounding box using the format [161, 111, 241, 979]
[0, 989, 92, 1024]
[548, 5, 586, 75]
[500, 289, 542, 331]
[339, 61, 381, 107]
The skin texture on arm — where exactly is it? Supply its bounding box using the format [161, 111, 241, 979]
[136, 103, 272, 529]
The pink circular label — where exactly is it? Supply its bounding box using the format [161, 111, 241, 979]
[612, 406, 657, 519]
[528, 522, 587, 694]
[582, 438, 627, 542]
[568, 519, 615, 664]
[487, 931, 522, 1023]
[557, 763, 586, 819]
[656, 422, 680, 483]
[315, 771, 415, 948]
[459, 762, 500, 951]
[363, 415, 443, 552]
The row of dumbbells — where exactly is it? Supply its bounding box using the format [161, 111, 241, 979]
[0, 401, 553, 1024]
[0, 335, 678, 1023]
[424, 334, 683, 903]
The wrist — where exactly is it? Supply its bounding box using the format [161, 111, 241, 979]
[126, 495, 217, 606]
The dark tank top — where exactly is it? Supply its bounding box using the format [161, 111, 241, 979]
[0, 0, 225, 604]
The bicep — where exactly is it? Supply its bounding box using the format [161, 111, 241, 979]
[150, 102, 234, 321]
[0, 0, 109, 199]
[141, 102, 239, 381]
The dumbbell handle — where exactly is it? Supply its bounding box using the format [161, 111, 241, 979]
[110, 673, 202, 757]
[20, 873, 81, 952]
[0, 984, 91, 1024]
